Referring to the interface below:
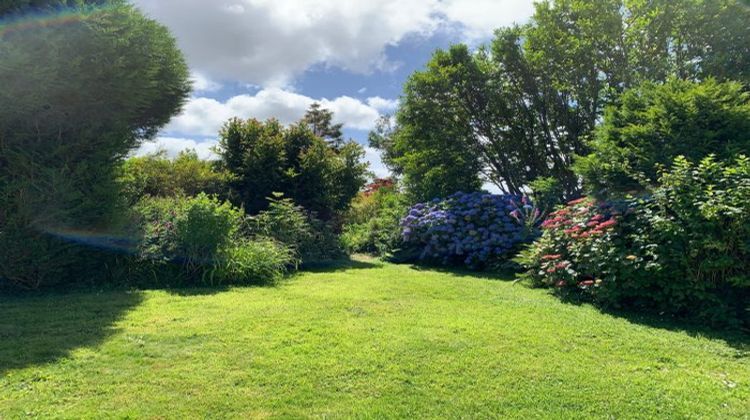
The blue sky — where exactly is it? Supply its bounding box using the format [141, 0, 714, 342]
[132, 0, 535, 177]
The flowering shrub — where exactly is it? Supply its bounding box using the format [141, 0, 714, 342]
[401, 192, 540, 269]
[518, 156, 750, 326]
[515, 197, 647, 296]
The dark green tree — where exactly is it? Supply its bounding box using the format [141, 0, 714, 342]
[0, 1, 190, 289]
[374, 0, 750, 199]
[368, 49, 484, 202]
[575, 79, 750, 195]
[218, 117, 368, 219]
[302, 103, 344, 149]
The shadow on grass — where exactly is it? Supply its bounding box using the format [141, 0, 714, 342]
[397, 262, 749, 352]
[551, 289, 750, 352]
[407, 263, 519, 282]
[604, 308, 750, 353]
[0, 290, 143, 375]
[299, 257, 385, 273]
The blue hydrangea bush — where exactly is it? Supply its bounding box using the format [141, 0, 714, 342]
[401, 192, 540, 269]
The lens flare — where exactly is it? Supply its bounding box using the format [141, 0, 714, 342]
[0, 5, 113, 39]
[42, 226, 139, 255]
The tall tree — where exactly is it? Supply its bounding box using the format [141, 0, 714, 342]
[374, 0, 750, 199]
[375, 48, 484, 202]
[218, 117, 367, 219]
[0, 0, 113, 15]
[302, 103, 345, 149]
[0, 1, 190, 289]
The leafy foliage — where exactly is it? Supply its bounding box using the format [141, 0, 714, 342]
[369, 52, 484, 202]
[515, 197, 637, 292]
[0, 2, 190, 290]
[341, 181, 409, 256]
[133, 194, 294, 286]
[373, 0, 750, 199]
[211, 238, 294, 286]
[519, 156, 750, 326]
[640, 156, 750, 310]
[528, 176, 565, 214]
[136, 194, 243, 277]
[250, 194, 345, 263]
[118, 151, 234, 204]
[401, 192, 540, 269]
[217, 113, 368, 219]
[575, 79, 750, 195]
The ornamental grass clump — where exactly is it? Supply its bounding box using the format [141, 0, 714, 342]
[401, 192, 540, 269]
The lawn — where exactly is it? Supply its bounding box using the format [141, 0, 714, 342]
[1, 259, 748, 418]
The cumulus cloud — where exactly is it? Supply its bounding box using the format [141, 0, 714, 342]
[132, 0, 534, 86]
[135, 137, 219, 160]
[364, 147, 390, 178]
[165, 88, 389, 137]
[437, 0, 535, 40]
[366, 97, 399, 113]
[190, 72, 222, 92]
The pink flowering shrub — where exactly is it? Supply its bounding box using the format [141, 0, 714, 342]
[518, 157, 750, 327]
[515, 197, 647, 298]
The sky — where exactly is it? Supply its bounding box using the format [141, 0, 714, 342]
[132, 0, 536, 179]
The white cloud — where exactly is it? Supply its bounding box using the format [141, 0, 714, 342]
[165, 88, 391, 137]
[437, 0, 535, 40]
[364, 147, 390, 178]
[366, 96, 399, 113]
[135, 137, 219, 160]
[190, 72, 222, 92]
[132, 0, 534, 86]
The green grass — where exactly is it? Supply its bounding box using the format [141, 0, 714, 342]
[1, 259, 749, 418]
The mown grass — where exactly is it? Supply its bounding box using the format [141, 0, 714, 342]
[1, 259, 748, 418]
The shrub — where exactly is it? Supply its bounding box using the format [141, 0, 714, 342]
[575, 79, 750, 195]
[528, 176, 565, 214]
[118, 151, 234, 205]
[341, 183, 408, 256]
[519, 155, 750, 326]
[634, 156, 750, 322]
[133, 194, 295, 286]
[137, 194, 242, 275]
[211, 239, 294, 286]
[400, 192, 540, 269]
[250, 194, 345, 263]
[0, 2, 190, 291]
[515, 197, 643, 293]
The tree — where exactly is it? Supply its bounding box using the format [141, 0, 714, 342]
[575, 79, 750, 195]
[368, 49, 484, 202]
[0, 0, 112, 15]
[0, 1, 190, 289]
[217, 117, 368, 219]
[373, 0, 750, 199]
[302, 103, 344, 149]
